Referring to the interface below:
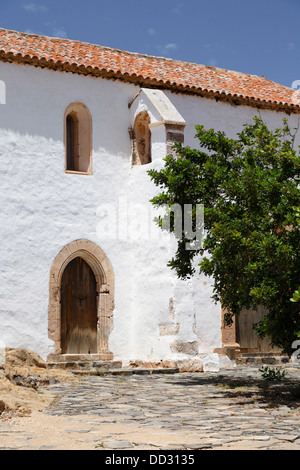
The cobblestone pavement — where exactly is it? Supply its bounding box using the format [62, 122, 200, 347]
[0, 365, 299, 450]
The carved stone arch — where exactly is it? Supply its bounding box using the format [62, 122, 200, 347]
[48, 239, 114, 361]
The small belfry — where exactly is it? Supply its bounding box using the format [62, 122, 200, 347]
[129, 88, 186, 166]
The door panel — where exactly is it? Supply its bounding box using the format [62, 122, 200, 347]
[237, 306, 280, 353]
[61, 257, 97, 354]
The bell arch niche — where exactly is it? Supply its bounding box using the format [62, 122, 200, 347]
[129, 88, 186, 166]
[132, 111, 152, 165]
[48, 239, 114, 361]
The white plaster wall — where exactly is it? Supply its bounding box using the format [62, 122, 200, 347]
[0, 60, 298, 362]
[164, 89, 300, 149]
[0, 62, 135, 360]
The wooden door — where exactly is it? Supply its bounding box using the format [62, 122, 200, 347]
[61, 257, 98, 354]
[236, 306, 280, 353]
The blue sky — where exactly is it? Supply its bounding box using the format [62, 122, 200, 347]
[0, 0, 299, 88]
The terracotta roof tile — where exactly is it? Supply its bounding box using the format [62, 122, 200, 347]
[0, 28, 299, 112]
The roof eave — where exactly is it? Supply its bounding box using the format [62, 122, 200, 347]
[1, 51, 299, 115]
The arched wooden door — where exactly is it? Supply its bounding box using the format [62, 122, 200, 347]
[61, 257, 98, 354]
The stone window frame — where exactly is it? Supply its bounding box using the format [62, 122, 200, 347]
[64, 102, 93, 175]
[48, 239, 114, 361]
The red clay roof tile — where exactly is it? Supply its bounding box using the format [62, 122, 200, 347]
[0, 28, 299, 112]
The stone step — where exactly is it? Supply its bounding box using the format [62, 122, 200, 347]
[236, 355, 291, 366]
[238, 352, 286, 357]
[81, 368, 180, 376]
[47, 360, 123, 371]
[47, 360, 180, 376]
[47, 354, 114, 363]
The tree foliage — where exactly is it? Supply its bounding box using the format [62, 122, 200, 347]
[291, 207, 300, 303]
[148, 117, 300, 355]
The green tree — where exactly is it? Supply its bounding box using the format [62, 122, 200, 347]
[148, 117, 300, 355]
[291, 207, 300, 303]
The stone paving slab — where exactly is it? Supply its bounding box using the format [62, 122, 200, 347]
[0, 365, 299, 450]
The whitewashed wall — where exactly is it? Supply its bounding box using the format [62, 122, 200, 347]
[0, 61, 298, 363]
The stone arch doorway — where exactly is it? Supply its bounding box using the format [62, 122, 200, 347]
[48, 239, 114, 361]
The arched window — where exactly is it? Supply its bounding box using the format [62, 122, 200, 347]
[64, 103, 92, 174]
[132, 111, 152, 166]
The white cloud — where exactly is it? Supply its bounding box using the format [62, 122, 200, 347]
[52, 28, 68, 39]
[157, 43, 178, 57]
[165, 43, 177, 50]
[44, 20, 67, 39]
[147, 28, 155, 36]
[208, 58, 218, 67]
[172, 3, 183, 14]
[23, 3, 48, 13]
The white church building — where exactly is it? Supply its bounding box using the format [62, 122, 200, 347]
[0, 28, 299, 371]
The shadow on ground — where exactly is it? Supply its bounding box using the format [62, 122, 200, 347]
[166, 374, 300, 409]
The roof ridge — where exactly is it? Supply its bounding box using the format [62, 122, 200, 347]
[0, 26, 283, 85]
